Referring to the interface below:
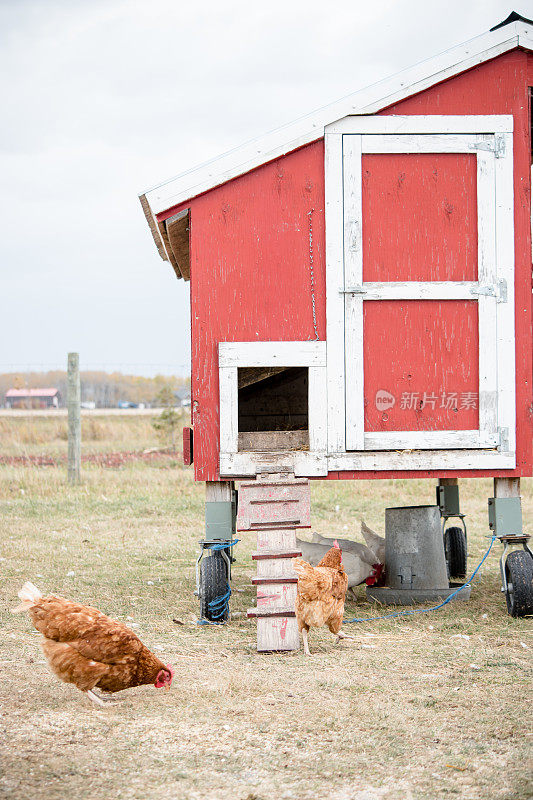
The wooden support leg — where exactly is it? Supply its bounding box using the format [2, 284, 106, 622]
[205, 481, 234, 503]
[493, 478, 520, 498]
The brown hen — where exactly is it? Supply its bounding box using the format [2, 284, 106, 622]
[294, 544, 354, 655]
[12, 582, 173, 706]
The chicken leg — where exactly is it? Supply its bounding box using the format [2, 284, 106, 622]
[334, 630, 355, 645]
[301, 628, 311, 656]
[86, 690, 117, 707]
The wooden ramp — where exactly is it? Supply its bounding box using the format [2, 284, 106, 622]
[237, 473, 310, 652]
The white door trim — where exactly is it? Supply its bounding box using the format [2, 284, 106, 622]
[218, 341, 328, 477]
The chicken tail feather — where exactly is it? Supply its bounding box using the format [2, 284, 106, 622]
[11, 581, 42, 613]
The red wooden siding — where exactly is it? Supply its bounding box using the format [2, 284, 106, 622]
[362, 153, 478, 282]
[363, 300, 479, 433]
[360, 150, 480, 436]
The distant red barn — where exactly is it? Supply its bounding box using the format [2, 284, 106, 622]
[140, 15, 533, 486]
[5, 388, 61, 409]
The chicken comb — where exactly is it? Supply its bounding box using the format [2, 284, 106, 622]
[333, 539, 340, 549]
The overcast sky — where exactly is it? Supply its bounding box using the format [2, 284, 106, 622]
[0, 0, 522, 376]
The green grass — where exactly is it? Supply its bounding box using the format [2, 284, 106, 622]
[0, 416, 532, 800]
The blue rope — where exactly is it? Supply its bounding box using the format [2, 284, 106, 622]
[203, 538, 240, 551]
[208, 583, 232, 618]
[343, 535, 497, 624]
[196, 583, 232, 625]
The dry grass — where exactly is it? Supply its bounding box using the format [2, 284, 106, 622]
[0, 417, 532, 800]
[0, 412, 188, 457]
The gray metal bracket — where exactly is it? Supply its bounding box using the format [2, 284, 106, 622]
[488, 496, 523, 538]
[437, 485, 461, 518]
[437, 484, 467, 540]
[205, 496, 237, 542]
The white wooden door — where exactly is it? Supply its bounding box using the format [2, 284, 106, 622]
[325, 116, 516, 470]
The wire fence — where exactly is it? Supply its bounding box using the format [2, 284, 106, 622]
[0, 363, 189, 376]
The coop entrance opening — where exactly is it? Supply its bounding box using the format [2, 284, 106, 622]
[237, 367, 309, 451]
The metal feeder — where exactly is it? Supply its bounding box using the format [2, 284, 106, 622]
[367, 504, 470, 605]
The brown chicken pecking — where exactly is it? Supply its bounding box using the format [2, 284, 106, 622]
[12, 582, 173, 706]
[294, 543, 354, 655]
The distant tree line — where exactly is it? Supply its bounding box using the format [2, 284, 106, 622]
[0, 371, 190, 408]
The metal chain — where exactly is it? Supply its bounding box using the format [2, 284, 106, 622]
[307, 208, 319, 340]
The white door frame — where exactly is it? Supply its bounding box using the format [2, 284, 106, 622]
[324, 115, 516, 471]
[218, 341, 328, 477]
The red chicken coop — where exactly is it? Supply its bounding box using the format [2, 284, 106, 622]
[140, 13, 533, 625]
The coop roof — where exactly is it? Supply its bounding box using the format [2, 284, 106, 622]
[139, 13, 533, 280]
[6, 388, 59, 398]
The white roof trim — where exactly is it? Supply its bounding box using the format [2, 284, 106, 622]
[142, 20, 532, 217]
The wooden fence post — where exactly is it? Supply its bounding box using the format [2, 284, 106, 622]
[67, 352, 81, 483]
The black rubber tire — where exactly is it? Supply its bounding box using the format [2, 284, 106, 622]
[504, 550, 533, 618]
[444, 526, 467, 580]
[199, 553, 230, 622]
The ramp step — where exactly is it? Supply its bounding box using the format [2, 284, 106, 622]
[252, 550, 301, 560]
[247, 607, 296, 618]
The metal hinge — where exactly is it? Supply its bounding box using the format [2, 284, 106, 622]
[470, 280, 507, 303]
[470, 136, 496, 153]
[469, 135, 506, 156]
[499, 427, 509, 452]
[340, 286, 366, 294]
[494, 133, 506, 159]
